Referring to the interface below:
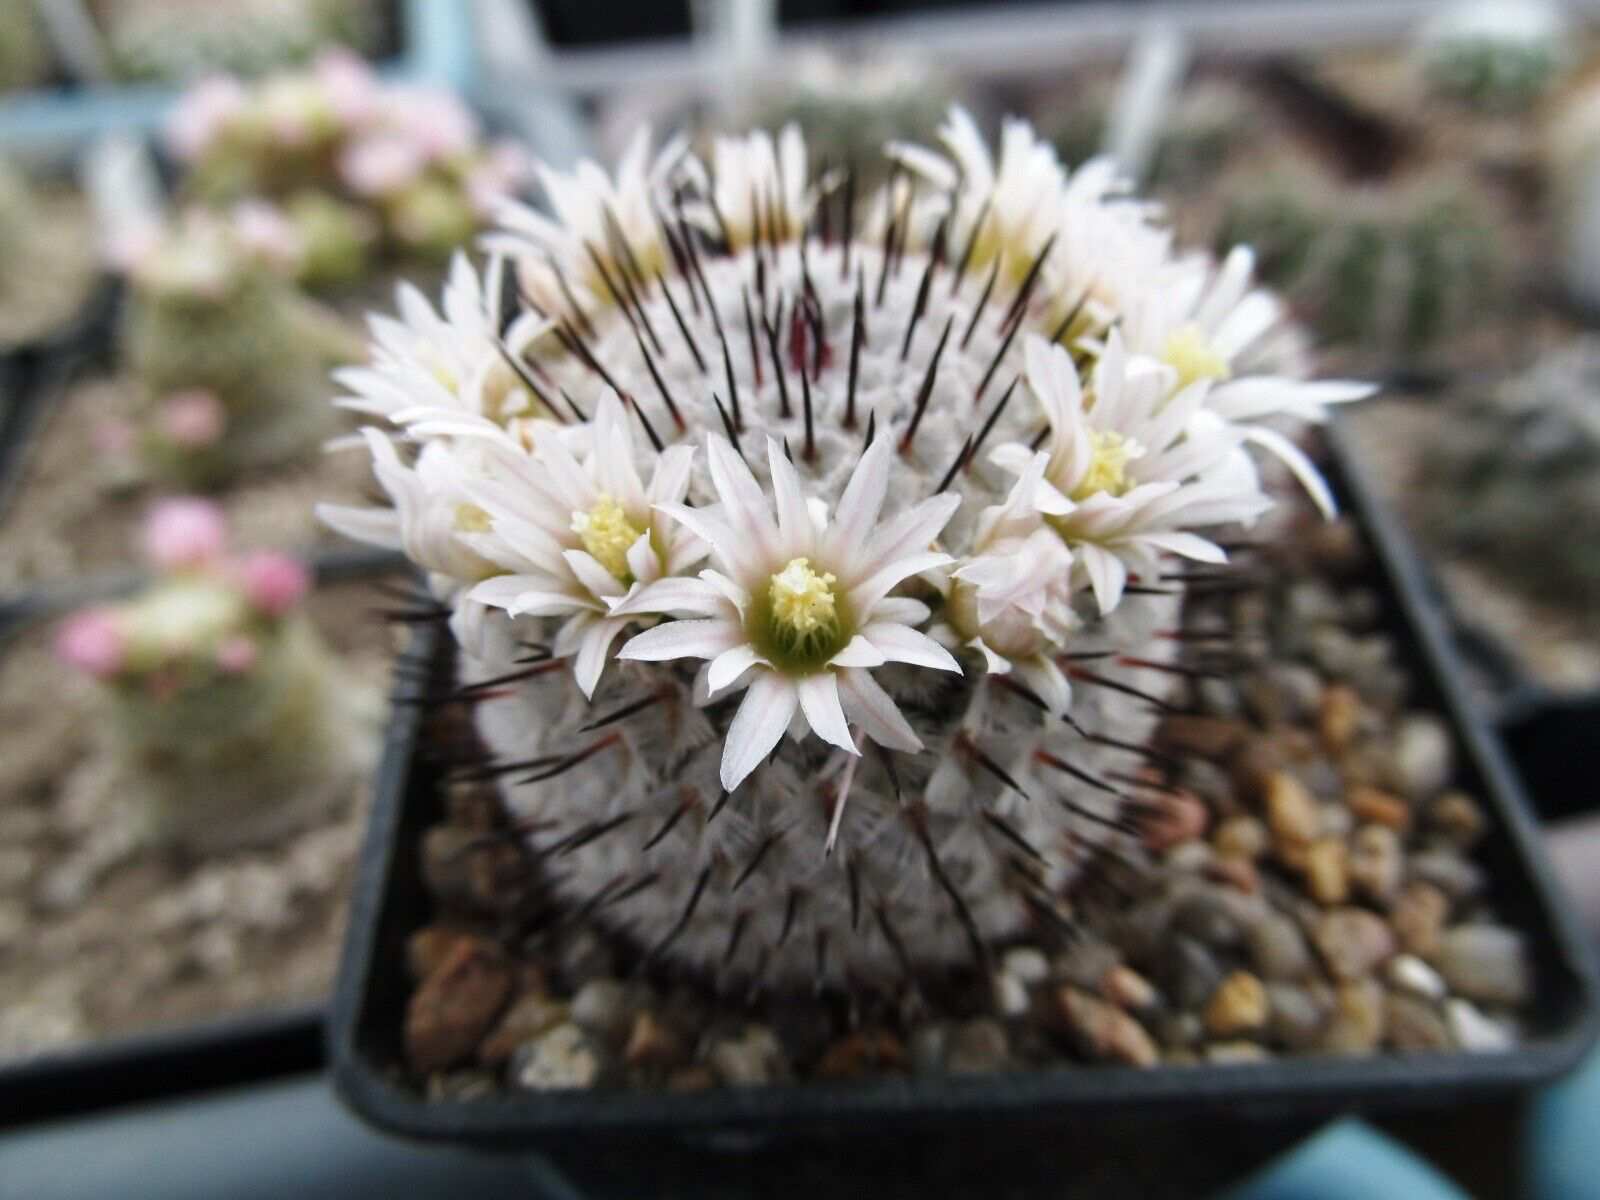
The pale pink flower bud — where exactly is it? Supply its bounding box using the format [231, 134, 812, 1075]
[315, 48, 380, 126]
[387, 87, 477, 161]
[339, 133, 426, 198]
[144, 498, 228, 570]
[91, 417, 136, 456]
[238, 551, 310, 616]
[465, 142, 531, 217]
[215, 634, 259, 674]
[159, 390, 226, 448]
[56, 609, 126, 679]
[231, 200, 303, 271]
[165, 74, 246, 161]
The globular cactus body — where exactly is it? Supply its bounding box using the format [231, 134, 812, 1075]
[325, 111, 1370, 995]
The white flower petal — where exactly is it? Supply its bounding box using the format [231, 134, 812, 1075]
[721, 672, 799, 791]
[708, 644, 767, 695]
[862, 623, 962, 673]
[798, 673, 857, 755]
[619, 618, 741, 662]
[821, 434, 891, 564]
[563, 549, 627, 601]
[609, 575, 725, 618]
[836, 668, 922, 753]
[828, 634, 887, 669]
[573, 616, 629, 699]
[1079, 543, 1129, 614]
[1240, 425, 1338, 518]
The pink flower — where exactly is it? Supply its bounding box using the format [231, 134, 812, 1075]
[159, 390, 226, 448]
[144, 498, 228, 570]
[386, 87, 478, 161]
[339, 133, 426, 198]
[238, 551, 310, 616]
[102, 219, 161, 275]
[165, 74, 246, 161]
[315, 48, 380, 126]
[215, 635, 259, 674]
[91, 417, 136, 456]
[56, 609, 126, 679]
[231, 201, 303, 271]
[465, 142, 530, 218]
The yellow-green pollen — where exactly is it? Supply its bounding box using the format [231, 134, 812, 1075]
[1072, 430, 1140, 501]
[1162, 324, 1232, 392]
[761, 557, 846, 665]
[571, 494, 644, 582]
[454, 503, 493, 534]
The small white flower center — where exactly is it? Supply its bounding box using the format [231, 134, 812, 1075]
[1162, 324, 1232, 391]
[1073, 430, 1143, 501]
[769, 558, 839, 640]
[571, 495, 643, 582]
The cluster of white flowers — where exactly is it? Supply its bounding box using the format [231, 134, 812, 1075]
[324, 106, 1371, 796]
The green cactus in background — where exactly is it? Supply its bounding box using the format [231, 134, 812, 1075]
[1417, 0, 1566, 112]
[53, 500, 379, 853]
[1217, 171, 1494, 358]
[1048, 80, 1252, 189]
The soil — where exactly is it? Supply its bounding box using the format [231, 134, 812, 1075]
[0, 575, 405, 1063]
[0, 370, 375, 591]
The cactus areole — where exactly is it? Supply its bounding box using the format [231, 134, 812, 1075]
[322, 110, 1373, 992]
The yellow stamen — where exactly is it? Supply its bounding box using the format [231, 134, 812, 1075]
[571, 495, 644, 582]
[1073, 430, 1141, 501]
[454, 503, 492, 533]
[769, 558, 839, 640]
[1162, 324, 1232, 392]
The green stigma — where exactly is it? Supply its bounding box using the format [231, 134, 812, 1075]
[752, 557, 849, 670]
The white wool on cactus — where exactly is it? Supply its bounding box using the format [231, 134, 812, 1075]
[325, 107, 1372, 990]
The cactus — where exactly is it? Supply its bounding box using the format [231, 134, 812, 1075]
[1418, 339, 1600, 610]
[0, 0, 50, 93]
[1417, 0, 1566, 111]
[1216, 166, 1494, 360]
[1046, 78, 1252, 189]
[54, 499, 377, 853]
[97, 0, 381, 83]
[322, 110, 1370, 993]
[117, 206, 349, 487]
[165, 53, 527, 280]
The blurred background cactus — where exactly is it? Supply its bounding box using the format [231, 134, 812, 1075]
[118, 206, 352, 486]
[165, 53, 526, 283]
[0, 155, 98, 348]
[1216, 166, 1496, 363]
[1417, 0, 1568, 111]
[0, 0, 49, 93]
[53, 499, 379, 853]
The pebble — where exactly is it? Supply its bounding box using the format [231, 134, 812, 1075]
[405, 924, 477, 983]
[624, 1011, 686, 1069]
[1100, 964, 1160, 1012]
[557, 928, 617, 987]
[571, 979, 632, 1042]
[1320, 980, 1386, 1055]
[479, 992, 570, 1066]
[815, 1031, 906, 1080]
[1305, 838, 1350, 905]
[1266, 984, 1329, 1050]
[1428, 792, 1487, 847]
[1265, 771, 1319, 865]
[1318, 801, 1354, 840]
[1001, 946, 1050, 985]
[419, 826, 485, 911]
[908, 1023, 951, 1076]
[1205, 1041, 1272, 1064]
[706, 1025, 787, 1086]
[1390, 715, 1453, 799]
[1386, 994, 1453, 1052]
[666, 1065, 717, 1093]
[1204, 971, 1268, 1038]
[404, 938, 512, 1073]
[1164, 935, 1226, 1010]
[1142, 789, 1209, 851]
[1173, 892, 1248, 950]
[1348, 786, 1412, 832]
[1409, 851, 1485, 901]
[1249, 912, 1314, 981]
[1158, 715, 1247, 761]
[1387, 954, 1447, 1000]
[1446, 999, 1514, 1053]
[992, 970, 1031, 1018]
[1206, 853, 1261, 895]
[947, 1018, 1011, 1075]
[1055, 988, 1159, 1067]
[1433, 925, 1531, 1007]
[1392, 882, 1451, 956]
[512, 1023, 604, 1090]
[1318, 684, 1361, 752]
[1214, 815, 1268, 861]
[1349, 825, 1403, 904]
[427, 1070, 499, 1102]
[1313, 908, 1396, 981]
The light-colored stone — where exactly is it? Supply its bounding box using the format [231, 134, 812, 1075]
[1390, 715, 1453, 799]
[1249, 912, 1314, 981]
[1266, 771, 1319, 865]
[571, 979, 632, 1041]
[1001, 946, 1050, 985]
[1387, 954, 1447, 1000]
[1056, 988, 1159, 1067]
[1434, 925, 1532, 1007]
[1320, 980, 1386, 1055]
[1305, 838, 1350, 905]
[1349, 825, 1403, 904]
[1313, 908, 1396, 981]
[1446, 999, 1514, 1052]
[1204, 971, 1269, 1038]
[512, 1023, 603, 1090]
[706, 1025, 787, 1086]
[1386, 993, 1453, 1052]
[992, 970, 1031, 1018]
[1100, 964, 1159, 1011]
[1392, 882, 1451, 956]
[1348, 786, 1411, 832]
[947, 1018, 1011, 1075]
[1214, 815, 1268, 861]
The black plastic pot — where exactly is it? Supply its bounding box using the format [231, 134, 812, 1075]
[327, 421, 1599, 1197]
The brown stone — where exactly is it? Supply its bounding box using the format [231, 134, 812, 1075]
[1141, 789, 1209, 852]
[1304, 838, 1350, 906]
[1158, 715, 1247, 761]
[1099, 964, 1160, 1011]
[405, 939, 513, 1073]
[405, 923, 479, 983]
[665, 1065, 717, 1093]
[1265, 771, 1319, 863]
[815, 1030, 907, 1080]
[1204, 971, 1269, 1038]
[1392, 882, 1451, 957]
[1205, 854, 1260, 895]
[1313, 908, 1396, 981]
[1319, 685, 1361, 753]
[1348, 786, 1412, 832]
[478, 991, 570, 1067]
[1349, 825, 1403, 905]
[1428, 791, 1487, 847]
[1056, 987, 1159, 1067]
[623, 1011, 686, 1070]
[1320, 980, 1386, 1055]
[1213, 815, 1268, 862]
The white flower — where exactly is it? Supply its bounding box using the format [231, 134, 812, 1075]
[992, 333, 1270, 613]
[317, 429, 499, 590]
[486, 127, 685, 313]
[335, 254, 550, 427]
[614, 434, 960, 791]
[942, 451, 1079, 714]
[679, 123, 818, 252]
[458, 393, 704, 698]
